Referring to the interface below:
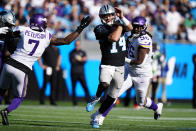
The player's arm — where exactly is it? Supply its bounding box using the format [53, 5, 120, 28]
[56, 55, 61, 71]
[50, 31, 80, 45]
[129, 46, 149, 65]
[50, 16, 91, 46]
[114, 7, 133, 31]
[108, 26, 123, 42]
[0, 27, 20, 38]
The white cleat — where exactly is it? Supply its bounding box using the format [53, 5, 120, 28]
[154, 103, 163, 120]
[91, 112, 105, 128]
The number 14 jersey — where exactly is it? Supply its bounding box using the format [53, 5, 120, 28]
[11, 26, 51, 70]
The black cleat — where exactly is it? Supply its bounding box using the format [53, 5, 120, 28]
[154, 103, 163, 120]
[1, 109, 9, 125]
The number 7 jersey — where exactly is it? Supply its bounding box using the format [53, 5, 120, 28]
[11, 26, 51, 70]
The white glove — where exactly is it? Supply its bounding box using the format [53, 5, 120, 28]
[0, 27, 9, 34]
[125, 57, 132, 64]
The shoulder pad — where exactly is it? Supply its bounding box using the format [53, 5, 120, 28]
[138, 34, 152, 48]
[94, 24, 109, 40]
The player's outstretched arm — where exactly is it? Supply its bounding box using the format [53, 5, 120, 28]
[115, 7, 132, 31]
[50, 15, 92, 46]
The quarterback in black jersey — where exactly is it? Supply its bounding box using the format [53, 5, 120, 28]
[86, 4, 132, 128]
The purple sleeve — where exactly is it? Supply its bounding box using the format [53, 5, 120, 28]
[49, 33, 52, 40]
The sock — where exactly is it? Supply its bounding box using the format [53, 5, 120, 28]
[102, 103, 115, 117]
[99, 95, 115, 114]
[96, 83, 108, 98]
[145, 97, 158, 111]
[7, 97, 24, 113]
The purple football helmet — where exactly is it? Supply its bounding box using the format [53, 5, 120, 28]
[132, 16, 147, 36]
[30, 14, 47, 32]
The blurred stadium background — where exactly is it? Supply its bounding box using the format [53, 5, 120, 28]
[1, 0, 196, 106]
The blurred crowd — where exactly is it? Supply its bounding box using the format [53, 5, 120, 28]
[1, 0, 196, 43]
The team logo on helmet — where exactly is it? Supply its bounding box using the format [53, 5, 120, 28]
[99, 4, 116, 26]
[30, 14, 47, 32]
[132, 16, 148, 36]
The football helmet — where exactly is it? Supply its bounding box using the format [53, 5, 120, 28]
[0, 10, 16, 28]
[30, 14, 47, 32]
[99, 4, 116, 26]
[132, 16, 148, 36]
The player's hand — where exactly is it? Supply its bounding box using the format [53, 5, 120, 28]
[113, 17, 123, 26]
[77, 15, 92, 32]
[0, 27, 9, 34]
[115, 7, 124, 18]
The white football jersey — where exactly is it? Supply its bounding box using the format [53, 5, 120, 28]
[126, 33, 153, 77]
[11, 26, 51, 69]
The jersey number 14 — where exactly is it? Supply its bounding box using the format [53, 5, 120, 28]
[110, 36, 126, 53]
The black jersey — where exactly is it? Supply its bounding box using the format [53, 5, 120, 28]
[94, 24, 126, 66]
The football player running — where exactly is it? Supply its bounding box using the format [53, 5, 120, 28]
[92, 16, 163, 127]
[86, 4, 132, 128]
[0, 13, 91, 125]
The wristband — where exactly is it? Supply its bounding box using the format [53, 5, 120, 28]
[121, 17, 130, 26]
[125, 57, 132, 63]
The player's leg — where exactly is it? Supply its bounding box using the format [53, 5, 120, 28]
[134, 77, 163, 120]
[91, 66, 124, 128]
[1, 64, 28, 125]
[0, 65, 11, 105]
[86, 65, 114, 112]
[97, 67, 133, 121]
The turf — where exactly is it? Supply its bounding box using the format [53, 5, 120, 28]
[0, 101, 196, 131]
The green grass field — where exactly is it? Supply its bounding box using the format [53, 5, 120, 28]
[0, 100, 196, 131]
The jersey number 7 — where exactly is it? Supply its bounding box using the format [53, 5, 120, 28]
[28, 39, 39, 56]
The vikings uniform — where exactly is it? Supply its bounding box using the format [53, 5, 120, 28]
[0, 26, 51, 97]
[94, 24, 126, 98]
[118, 33, 153, 106]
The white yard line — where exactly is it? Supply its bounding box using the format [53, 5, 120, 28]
[119, 116, 196, 121]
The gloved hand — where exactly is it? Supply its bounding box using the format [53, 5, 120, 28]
[0, 27, 9, 34]
[77, 15, 92, 33]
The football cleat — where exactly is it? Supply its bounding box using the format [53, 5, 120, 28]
[1, 109, 9, 125]
[86, 97, 100, 112]
[154, 103, 163, 120]
[91, 113, 104, 128]
[92, 119, 99, 128]
[91, 111, 105, 126]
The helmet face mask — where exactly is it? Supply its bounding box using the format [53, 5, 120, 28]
[30, 14, 47, 32]
[99, 5, 116, 26]
[132, 16, 147, 36]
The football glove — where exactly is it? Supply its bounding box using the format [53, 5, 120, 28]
[77, 15, 92, 33]
[0, 27, 9, 34]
